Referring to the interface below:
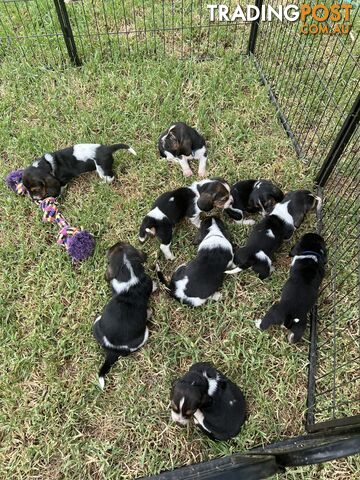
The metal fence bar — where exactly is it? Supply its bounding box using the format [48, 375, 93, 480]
[53, 0, 81, 66]
[247, 0, 263, 54]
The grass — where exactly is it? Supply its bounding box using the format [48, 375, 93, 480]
[0, 16, 359, 480]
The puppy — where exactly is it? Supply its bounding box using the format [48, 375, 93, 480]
[225, 179, 284, 224]
[158, 122, 207, 177]
[170, 362, 246, 441]
[156, 216, 236, 306]
[139, 178, 233, 260]
[230, 190, 319, 279]
[256, 233, 327, 343]
[22, 143, 136, 199]
[93, 242, 154, 389]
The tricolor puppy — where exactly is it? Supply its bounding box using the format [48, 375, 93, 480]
[225, 179, 284, 224]
[156, 216, 235, 306]
[256, 233, 327, 343]
[139, 178, 233, 260]
[170, 362, 246, 441]
[158, 122, 207, 177]
[230, 190, 320, 279]
[22, 143, 136, 200]
[93, 242, 154, 389]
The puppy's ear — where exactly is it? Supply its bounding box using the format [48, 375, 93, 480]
[197, 193, 214, 212]
[44, 174, 61, 197]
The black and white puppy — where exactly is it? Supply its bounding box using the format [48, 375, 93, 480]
[93, 242, 154, 389]
[225, 179, 284, 224]
[230, 190, 320, 279]
[139, 178, 233, 260]
[158, 122, 207, 177]
[255, 233, 327, 343]
[156, 216, 236, 306]
[22, 143, 136, 199]
[170, 362, 246, 441]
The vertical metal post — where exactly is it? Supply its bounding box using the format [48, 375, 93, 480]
[53, 0, 81, 66]
[316, 93, 360, 187]
[248, 0, 263, 55]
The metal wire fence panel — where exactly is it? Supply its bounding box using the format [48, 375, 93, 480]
[309, 126, 359, 426]
[0, 0, 250, 64]
[254, 0, 360, 171]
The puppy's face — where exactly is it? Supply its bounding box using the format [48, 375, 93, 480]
[197, 179, 233, 212]
[286, 190, 319, 228]
[170, 380, 207, 425]
[22, 167, 61, 200]
[290, 233, 327, 262]
[248, 181, 284, 214]
[105, 242, 147, 281]
[163, 131, 180, 152]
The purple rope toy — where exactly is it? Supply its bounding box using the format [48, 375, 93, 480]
[6, 169, 95, 262]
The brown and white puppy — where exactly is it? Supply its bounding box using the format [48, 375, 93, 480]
[93, 242, 154, 389]
[158, 122, 207, 177]
[22, 143, 136, 199]
[139, 178, 233, 260]
[170, 362, 246, 441]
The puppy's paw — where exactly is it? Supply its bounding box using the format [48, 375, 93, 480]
[183, 169, 193, 177]
[138, 236, 146, 243]
[211, 292, 222, 301]
[98, 376, 105, 390]
[198, 169, 206, 178]
[104, 176, 114, 183]
[288, 332, 295, 344]
[242, 219, 256, 226]
[254, 319, 262, 329]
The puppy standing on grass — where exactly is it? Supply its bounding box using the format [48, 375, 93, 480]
[22, 143, 136, 200]
[139, 178, 233, 260]
[156, 216, 236, 306]
[229, 190, 321, 280]
[225, 179, 284, 224]
[158, 122, 207, 177]
[93, 242, 155, 389]
[170, 362, 246, 441]
[256, 233, 327, 343]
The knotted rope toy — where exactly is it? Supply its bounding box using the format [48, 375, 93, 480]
[6, 169, 95, 262]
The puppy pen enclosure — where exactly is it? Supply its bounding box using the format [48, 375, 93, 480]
[0, 1, 359, 478]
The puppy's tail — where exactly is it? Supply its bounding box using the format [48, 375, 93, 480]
[155, 263, 171, 291]
[108, 143, 137, 156]
[98, 350, 121, 390]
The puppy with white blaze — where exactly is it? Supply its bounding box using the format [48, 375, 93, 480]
[158, 122, 207, 177]
[230, 190, 320, 280]
[139, 178, 233, 260]
[156, 216, 236, 306]
[22, 142, 136, 200]
[256, 233, 327, 343]
[170, 362, 246, 441]
[93, 242, 154, 389]
[225, 179, 284, 224]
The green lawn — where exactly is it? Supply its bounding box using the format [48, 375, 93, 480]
[0, 43, 358, 480]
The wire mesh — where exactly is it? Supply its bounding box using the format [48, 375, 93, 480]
[310, 127, 359, 426]
[254, 0, 360, 171]
[0, 0, 250, 65]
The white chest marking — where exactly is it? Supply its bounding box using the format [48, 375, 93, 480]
[147, 206, 168, 221]
[291, 254, 318, 266]
[193, 409, 211, 432]
[73, 144, 100, 162]
[111, 254, 139, 294]
[203, 372, 220, 396]
[271, 201, 294, 226]
[266, 229, 275, 238]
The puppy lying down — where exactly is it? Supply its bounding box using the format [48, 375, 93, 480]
[171, 362, 246, 441]
[256, 233, 327, 343]
[93, 242, 155, 389]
